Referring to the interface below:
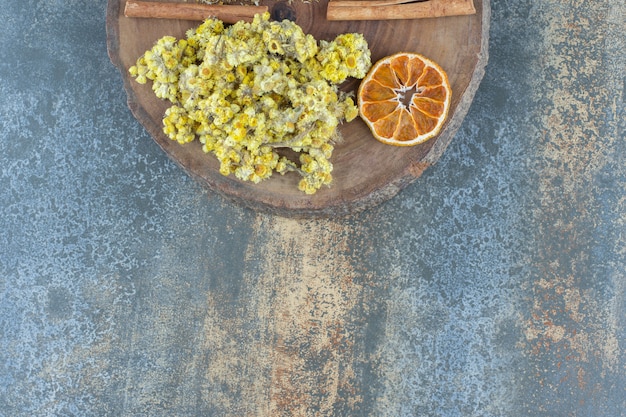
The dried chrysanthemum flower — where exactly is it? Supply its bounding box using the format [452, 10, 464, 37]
[129, 12, 371, 194]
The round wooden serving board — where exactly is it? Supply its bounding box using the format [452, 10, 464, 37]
[106, 0, 490, 217]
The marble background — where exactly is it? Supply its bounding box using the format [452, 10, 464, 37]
[1, 0, 624, 416]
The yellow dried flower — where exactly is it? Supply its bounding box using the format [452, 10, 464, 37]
[129, 12, 372, 194]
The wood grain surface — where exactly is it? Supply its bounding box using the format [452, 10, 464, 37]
[107, 0, 489, 217]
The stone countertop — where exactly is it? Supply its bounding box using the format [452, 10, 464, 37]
[1, 1, 624, 416]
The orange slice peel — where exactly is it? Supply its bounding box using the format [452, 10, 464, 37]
[358, 52, 452, 146]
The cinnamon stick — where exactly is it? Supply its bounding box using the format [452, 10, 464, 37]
[124, 1, 268, 23]
[326, 0, 475, 21]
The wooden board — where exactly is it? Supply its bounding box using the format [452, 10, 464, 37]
[106, 0, 490, 217]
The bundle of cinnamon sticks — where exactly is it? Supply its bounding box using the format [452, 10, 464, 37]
[123, 0, 476, 22]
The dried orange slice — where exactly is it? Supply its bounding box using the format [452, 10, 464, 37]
[358, 52, 452, 146]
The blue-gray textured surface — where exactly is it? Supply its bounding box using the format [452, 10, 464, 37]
[1, 1, 624, 416]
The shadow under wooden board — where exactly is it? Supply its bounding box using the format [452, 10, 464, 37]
[106, 0, 490, 218]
